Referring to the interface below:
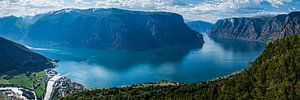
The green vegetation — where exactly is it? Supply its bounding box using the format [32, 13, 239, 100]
[34, 83, 46, 97]
[0, 71, 47, 98]
[129, 81, 178, 88]
[33, 71, 47, 78]
[0, 37, 51, 76]
[0, 94, 7, 100]
[8, 74, 34, 89]
[0, 79, 10, 84]
[62, 35, 300, 100]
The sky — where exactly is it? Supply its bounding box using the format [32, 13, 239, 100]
[0, 0, 299, 22]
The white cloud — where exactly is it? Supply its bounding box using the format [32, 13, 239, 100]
[266, 0, 293, 7]
[0, 0, 298, 22]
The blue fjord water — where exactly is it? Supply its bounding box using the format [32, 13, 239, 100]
[32, 34, 265, 88]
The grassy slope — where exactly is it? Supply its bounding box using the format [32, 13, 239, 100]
[63, 35, 300, 100]
[34, 83, 46, 97]
[0, 94, 7, 100]
[8, 74, 34, 88]
[0, 79, 10, 84]
[0, 71, 47, 98]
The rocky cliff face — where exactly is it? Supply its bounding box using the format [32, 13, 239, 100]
[258, 14, 288, 42]
[0, 37, 54, 75]
[209, 17, 267, 41]
[208, 11, 300, 42]
[280, 11, 300, 39]
[19, 8, 203, 50]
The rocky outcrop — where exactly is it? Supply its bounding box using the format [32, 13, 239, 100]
[0, 37, 54, 75]
[19, 8, 203, 50]
[208, 11, 300, 43]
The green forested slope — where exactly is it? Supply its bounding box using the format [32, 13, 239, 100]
[63, 35, 300, 100]
[0, 37, 53, 75]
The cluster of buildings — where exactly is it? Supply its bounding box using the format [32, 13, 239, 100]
[0, 65, 85, 100]
[51, 76, 84, 99]
[1, 90, 22, 100]
[55, 77, 84, 97]
[45, 69, 57, 78]
[44, 68, 84, 99]
[0, 87, 36, 100]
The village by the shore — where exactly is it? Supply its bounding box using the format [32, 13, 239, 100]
[0, 59, 85, 100]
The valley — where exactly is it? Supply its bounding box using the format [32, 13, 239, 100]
[0, 2, 299, 99]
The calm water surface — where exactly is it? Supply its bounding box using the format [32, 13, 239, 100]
[32, 34, 266, 88]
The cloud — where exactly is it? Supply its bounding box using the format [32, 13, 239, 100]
[265, 0, 293, 7]
[0, 0, 299, 22]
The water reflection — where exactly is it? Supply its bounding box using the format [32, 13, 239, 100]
[209, 36, 266, 53]
[89, 44, 203, 70]
[33, 34, 266, 88]
[38, 43, 203, 71]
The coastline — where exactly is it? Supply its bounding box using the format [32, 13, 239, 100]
[44, 59, 85, 99]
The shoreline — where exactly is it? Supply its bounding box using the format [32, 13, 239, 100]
[44, 60, 85, 99]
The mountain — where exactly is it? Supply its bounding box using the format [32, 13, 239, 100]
[208, 11, 300, 42]
[19, 8, 203, 50]
[62, 35, 300, 100]
[208, 17, 270, 41]
[279, 11, 300, 39]
[0, 37, 54, 76]
[186, 21, 213, 33]
[0, 16, 24, 41]
[258, 14, 288, 42]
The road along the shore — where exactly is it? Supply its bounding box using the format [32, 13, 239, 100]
[44, 74, 67, 100]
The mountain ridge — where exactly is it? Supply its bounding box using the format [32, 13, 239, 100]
[208, 11, 300, 42]
[0, 8, 204, 50]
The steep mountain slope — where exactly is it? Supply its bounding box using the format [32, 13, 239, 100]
[0, 16, 24, 40]
[0, 37, 54, 75]
[62, 35, 300, 100]
[258, 14, 288, 42]
[279, 11, 300, 39]
[209, 11, 300, 42]
[209, 17, 268, 41]
[22, 8, 203, 50]
[186, 21, 213, 33]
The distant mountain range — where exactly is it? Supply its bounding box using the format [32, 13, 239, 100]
[186, 21, 213, 33]
[209, 11, 300, 42]
[0, 37, 54, 76]
[0, 16, 24, 41]
[0, 8, 203, 50]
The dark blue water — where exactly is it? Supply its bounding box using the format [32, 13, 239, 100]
[31, 34, 265, 88]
